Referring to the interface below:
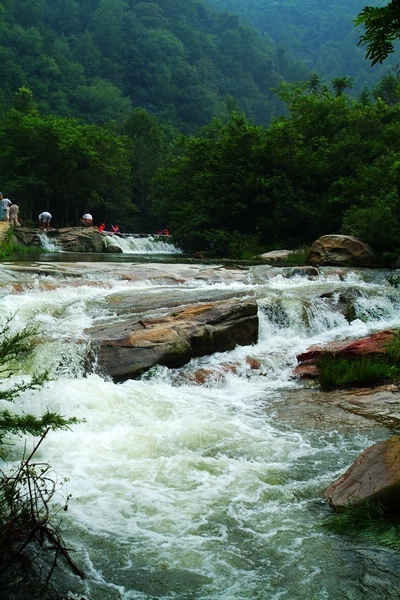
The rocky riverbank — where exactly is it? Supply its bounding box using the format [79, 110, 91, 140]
[13, 225, 110, 253]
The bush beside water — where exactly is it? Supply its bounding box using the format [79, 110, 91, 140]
[316, 334, 400, 390]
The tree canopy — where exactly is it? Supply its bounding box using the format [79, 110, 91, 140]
[151, 76, 400, 259]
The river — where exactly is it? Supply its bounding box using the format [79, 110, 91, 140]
[1, 235, 400, 599]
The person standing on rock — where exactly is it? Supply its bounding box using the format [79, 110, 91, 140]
[39, 211, 52, 231]
[2, 195, 11, 222]
[80, 213, 93, 227]
[9, 203, 20, 227]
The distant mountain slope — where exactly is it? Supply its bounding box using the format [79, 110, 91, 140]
[0, 0, 310, 131]
[212, 0, 396, 95]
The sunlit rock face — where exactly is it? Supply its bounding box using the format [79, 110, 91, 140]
[14, 226, 105, 252]
[48, 227, 104, 252]
[307, 235, 376, 267]
[88, 297, 259, 380]
[321, 436, 400, 515]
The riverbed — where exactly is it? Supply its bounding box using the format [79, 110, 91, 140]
[1, 252, 400, 599]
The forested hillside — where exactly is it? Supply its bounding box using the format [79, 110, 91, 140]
[212, 0, 396, 96]
[0, 0, 310, 131]
[1, 0, 400, 260]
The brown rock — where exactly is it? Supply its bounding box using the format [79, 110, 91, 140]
[89, 298, 258, 380]
[48, 227, 104, 252]
[320, 436, 400, 515]
[297, 330, 396, 363]
[307, 235, 376, 267]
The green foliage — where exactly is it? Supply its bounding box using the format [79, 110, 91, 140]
[279, 247, 312, 266]
[0, 317, 82, 589]
[215, 0, 399, 96]
[317, 353, 395, 390]
[0, 431, 84, 590]
[317, 334, 400, 390]
[322, 500, 400, 551]
[0, 226, 43, 259]
[153, 81, 400, 256]
[355, 1, 400, 65]
[0, 0, 306, 132]
[342, 193, 400, 252]
[0, 98, 133, 227]
[0, 317, 79, 449]
[122, 108, 177, 231]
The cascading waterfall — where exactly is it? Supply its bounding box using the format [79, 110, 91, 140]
[37, 232, 61, 252]
[102, 234, 182, 254]
[1, 261, 400, 599]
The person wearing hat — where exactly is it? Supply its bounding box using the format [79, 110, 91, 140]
[80, 213, 93, 227]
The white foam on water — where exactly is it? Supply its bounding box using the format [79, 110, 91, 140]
[1, 263, 400, 598]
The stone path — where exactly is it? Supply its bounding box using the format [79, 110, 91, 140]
[0, 221, 10, 241]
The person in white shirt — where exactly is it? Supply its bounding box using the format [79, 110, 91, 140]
[2, 195, 12, 222]
[38, 211, 52, 231]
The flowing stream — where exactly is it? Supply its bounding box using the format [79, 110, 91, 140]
[1, 250, 400, 599]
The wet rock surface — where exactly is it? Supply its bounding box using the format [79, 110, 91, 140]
[88, 297, 259, 381]
[321, 435, 400, 514]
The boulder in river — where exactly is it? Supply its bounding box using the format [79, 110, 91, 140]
[13, 226, 105, 252]
[307, 235, 376, 267]
[88, 297, 259, 381]
[48, 227, 104, 252]
[320, 435, 400, 515]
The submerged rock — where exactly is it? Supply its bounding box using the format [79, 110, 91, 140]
[88, 297, 259, 381]
[320, 436, 400, 515]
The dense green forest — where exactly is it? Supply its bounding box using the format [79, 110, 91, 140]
[0, 0, 309, 131]
[0, 0, 399, 259]
[212, 0, 397, 96]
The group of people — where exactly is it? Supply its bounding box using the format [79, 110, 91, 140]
[0, 200, 117, 233]
[1, 192, 51, 230]
[0, 193, 21, 226]
[98, 223, 119, 233]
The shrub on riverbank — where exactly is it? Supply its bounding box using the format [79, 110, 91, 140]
[0, 227, 43, 259]
[317, 335, 400, 390]
[0, 318, 82, 595]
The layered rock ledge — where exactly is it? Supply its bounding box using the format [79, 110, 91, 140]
[87, 297, 259, 381]
[14, 226, 105, 253]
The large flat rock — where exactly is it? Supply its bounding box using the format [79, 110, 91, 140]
[88, 297, 259, 380]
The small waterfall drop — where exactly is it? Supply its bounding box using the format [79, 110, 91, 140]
[37, 232, 61, 252]
[103, 233, 182, 254]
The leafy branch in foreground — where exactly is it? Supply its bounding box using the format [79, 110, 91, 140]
[0, 429, 85, 590]
[355, 1, 400, 65]
[0, 316, 83, 595]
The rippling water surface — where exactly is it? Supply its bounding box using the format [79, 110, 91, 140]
[1, 255, 400, 599]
